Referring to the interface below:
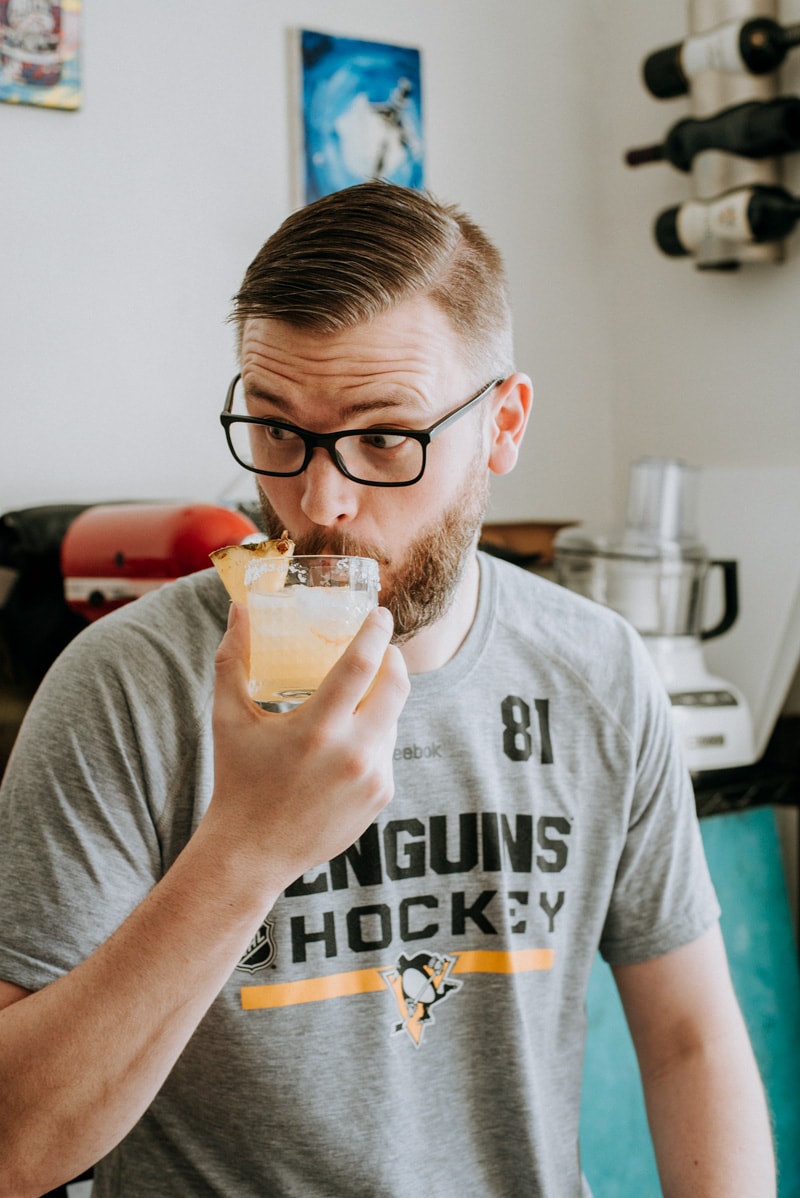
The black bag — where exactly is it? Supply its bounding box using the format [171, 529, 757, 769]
[0, 504, 90, 690]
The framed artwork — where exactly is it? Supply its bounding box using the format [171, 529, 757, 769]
[0, 0, 82, 111]
[295, 29, 424, 205]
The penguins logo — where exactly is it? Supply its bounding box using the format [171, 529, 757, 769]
[380, 951, 461, 1047]
[236, 917, 277, 974]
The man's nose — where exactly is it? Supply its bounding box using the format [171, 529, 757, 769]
[299, 447, 360, 526]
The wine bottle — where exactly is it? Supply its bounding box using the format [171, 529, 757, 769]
[654, 185, 800, 256]
[624, 96, 800, 172]
[644, 17, 800, 99]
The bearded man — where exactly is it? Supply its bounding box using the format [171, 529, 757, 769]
[0, 182, 775, 1197]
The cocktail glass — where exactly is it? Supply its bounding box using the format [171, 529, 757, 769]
[245, 555, 381, 704]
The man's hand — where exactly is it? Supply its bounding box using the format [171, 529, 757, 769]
[208, 602, 410, 894]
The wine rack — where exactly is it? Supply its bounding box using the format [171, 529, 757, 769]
[627, 0, 800, 268]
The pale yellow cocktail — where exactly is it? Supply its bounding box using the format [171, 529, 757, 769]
[245, 556, 380, 703]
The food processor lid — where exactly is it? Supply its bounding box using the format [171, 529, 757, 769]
[554, 457, 709, 562]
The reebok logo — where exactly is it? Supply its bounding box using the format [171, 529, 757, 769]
[393, 741, 443, 761]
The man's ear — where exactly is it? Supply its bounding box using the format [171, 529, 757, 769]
[487, 373, 533, 476]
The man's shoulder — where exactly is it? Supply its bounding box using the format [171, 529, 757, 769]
[96, 565, 224, 626]
[58, 567, 228, 678]
[130, 566, 228, 626]
[3, 570, 226, 802]
[481, 551, 649, 693]
[483, 551, 635, 643]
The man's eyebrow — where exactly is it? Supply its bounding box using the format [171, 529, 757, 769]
[242, 384, 420, 424]
[242, 381, 284, 408]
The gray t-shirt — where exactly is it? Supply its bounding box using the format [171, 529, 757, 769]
[0, 553, 719, 1196]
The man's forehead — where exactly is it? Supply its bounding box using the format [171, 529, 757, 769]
[239, 301, 467, 382]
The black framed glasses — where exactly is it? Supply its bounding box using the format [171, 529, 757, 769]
[220, 375, 504, 488]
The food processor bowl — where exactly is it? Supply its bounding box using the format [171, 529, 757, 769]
[554, 458, 737, 641]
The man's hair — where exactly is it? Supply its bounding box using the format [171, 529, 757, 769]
[229, 181, 514, 376]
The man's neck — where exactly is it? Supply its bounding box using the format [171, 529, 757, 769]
[398, 554, 481, 675]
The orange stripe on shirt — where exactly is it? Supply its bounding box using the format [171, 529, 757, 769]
[240, 948, 553, 1010]
[452, 948, 554, 974]
[241, 968, 386, 1010]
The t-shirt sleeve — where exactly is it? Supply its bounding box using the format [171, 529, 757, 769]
[597, 631, 721, 966]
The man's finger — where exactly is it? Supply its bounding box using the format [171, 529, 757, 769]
[312, 605, 396, 710]
[213, 603, 252, 711]
[354, 641, 410, 724]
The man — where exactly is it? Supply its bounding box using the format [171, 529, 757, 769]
[0, 182, 774, 1196]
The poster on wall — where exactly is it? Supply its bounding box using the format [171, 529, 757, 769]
[0, 0, 82, 111]
[294, 29, 424, 205]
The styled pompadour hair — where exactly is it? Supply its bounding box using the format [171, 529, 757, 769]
[230, 181, 514, 377]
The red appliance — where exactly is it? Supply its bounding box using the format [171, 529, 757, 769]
[60, 502, 259, 622]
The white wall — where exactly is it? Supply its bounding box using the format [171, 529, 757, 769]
[0, 0, 616, 525]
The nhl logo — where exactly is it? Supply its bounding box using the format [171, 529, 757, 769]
[237, 917, 277, 974]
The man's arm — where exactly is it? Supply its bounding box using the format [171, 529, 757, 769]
[613, 923, 776, 1197]
[0, 604, 409, 1198]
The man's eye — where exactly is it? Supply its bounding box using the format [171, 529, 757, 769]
[266, 424, 300, 443]
[360, 432, 408, 450]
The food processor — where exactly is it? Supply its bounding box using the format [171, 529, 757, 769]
[554, 457, 755, 772]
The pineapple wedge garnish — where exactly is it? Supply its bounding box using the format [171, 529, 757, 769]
[210, 531, 294, 605]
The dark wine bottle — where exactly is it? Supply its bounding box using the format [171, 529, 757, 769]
[644, 17, 800, 99]
[624, 96, 800, 172]
[654, 185, 800, 256]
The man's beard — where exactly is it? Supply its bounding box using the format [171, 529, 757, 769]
[255, 469, 490, 643]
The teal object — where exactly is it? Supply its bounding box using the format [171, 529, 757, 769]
[580, 806, 800, 1196]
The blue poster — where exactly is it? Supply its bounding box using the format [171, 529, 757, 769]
[299, 29, 424, 204]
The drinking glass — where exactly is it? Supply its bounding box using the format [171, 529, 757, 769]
[245, 555, 380, 704]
